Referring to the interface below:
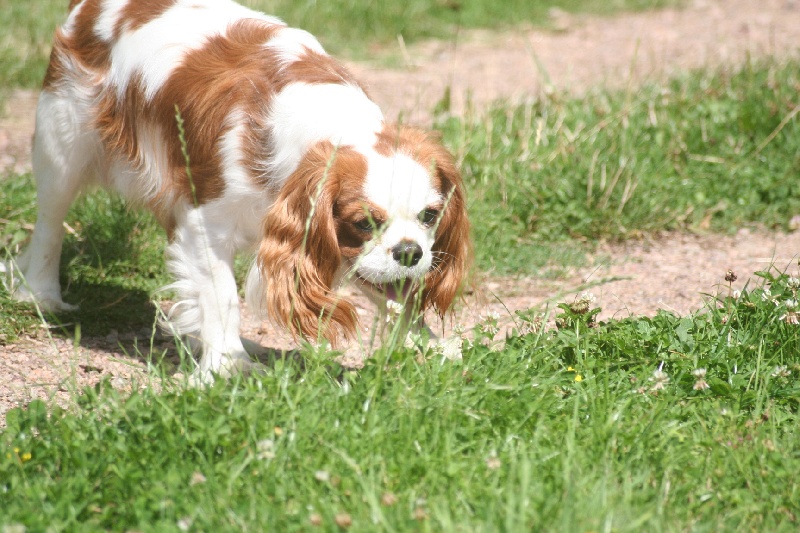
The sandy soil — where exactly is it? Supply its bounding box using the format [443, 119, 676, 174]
[1, 0, 800, 420]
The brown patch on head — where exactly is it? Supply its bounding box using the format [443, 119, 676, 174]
[333, 191, 387, 260]
[375, 124, 472, 315]
[256, 142, 372, 344]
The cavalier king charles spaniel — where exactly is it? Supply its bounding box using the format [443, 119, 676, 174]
[11, 0, 470, 382]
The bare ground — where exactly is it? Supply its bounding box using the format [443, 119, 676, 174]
[2, 0, 800, 420]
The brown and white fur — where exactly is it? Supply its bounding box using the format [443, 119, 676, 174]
[10, 0, 470, 382]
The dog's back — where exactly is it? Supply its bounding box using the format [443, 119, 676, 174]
[38, 0, 380, 225]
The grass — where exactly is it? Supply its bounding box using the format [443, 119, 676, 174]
[1, 0, 799, 529]
[444, 59, 800, 274]
[1, 174, 170, 342]
[244, 0, 681, 59]
[0, 0, 680, 92]
[1, 268, 799, 531]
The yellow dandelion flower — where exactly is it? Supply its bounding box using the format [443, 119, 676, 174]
[574, 375, 583, 382]
[567, 366, 575, 371]
[21, 452, 32, 462]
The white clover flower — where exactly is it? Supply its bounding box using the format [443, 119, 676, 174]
[780, 312, 800, 325]
[652, 370, 669, 382]
[435, 336, 463, 361]
[649, 367, 670, 391]
[189, 471, 207, 486]
[771, 366, 791, 378]
[481, 323, 500, 337]
[386, 299, 404, 315]
[485, 453, 502, 470]
[570, 291, 597, 314]
[579, 291, 597, 304]
[385, 300, 405, 323]
[692, 369, 709, 391]
[480, 313, 501, 337]
[256, 439, 276, 460]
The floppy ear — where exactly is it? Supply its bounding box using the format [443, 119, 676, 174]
[252, 142, 358, 345]
[422, 141, 472, 316]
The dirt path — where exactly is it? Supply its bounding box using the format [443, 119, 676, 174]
[353, 0, 800, 123]
[2, 0, 800, 419]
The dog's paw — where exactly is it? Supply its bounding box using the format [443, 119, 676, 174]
[37, 297, 79, 313]
[0, 260, 10, 292]
[2, 265, 79, 313]
[14, 286, 79, 313]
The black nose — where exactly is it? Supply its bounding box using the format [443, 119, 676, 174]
[392, 241, 424, 267]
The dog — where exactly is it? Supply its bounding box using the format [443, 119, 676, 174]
[10, 0, 471, 381]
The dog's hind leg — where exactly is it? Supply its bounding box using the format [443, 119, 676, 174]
[13, 91, 97, 312]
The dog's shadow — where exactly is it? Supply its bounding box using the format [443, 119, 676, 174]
[45, 296, 305, 375]
[43, 289, 305, 376]
[47, 267, 300, 377]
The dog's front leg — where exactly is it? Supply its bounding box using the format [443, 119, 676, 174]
[165, 207, 256, 384]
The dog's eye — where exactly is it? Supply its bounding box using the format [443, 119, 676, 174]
[419, 208, 440, 228]
[354, 218, 381, 233]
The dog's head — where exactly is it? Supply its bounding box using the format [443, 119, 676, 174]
[248, 124, 470, 344]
